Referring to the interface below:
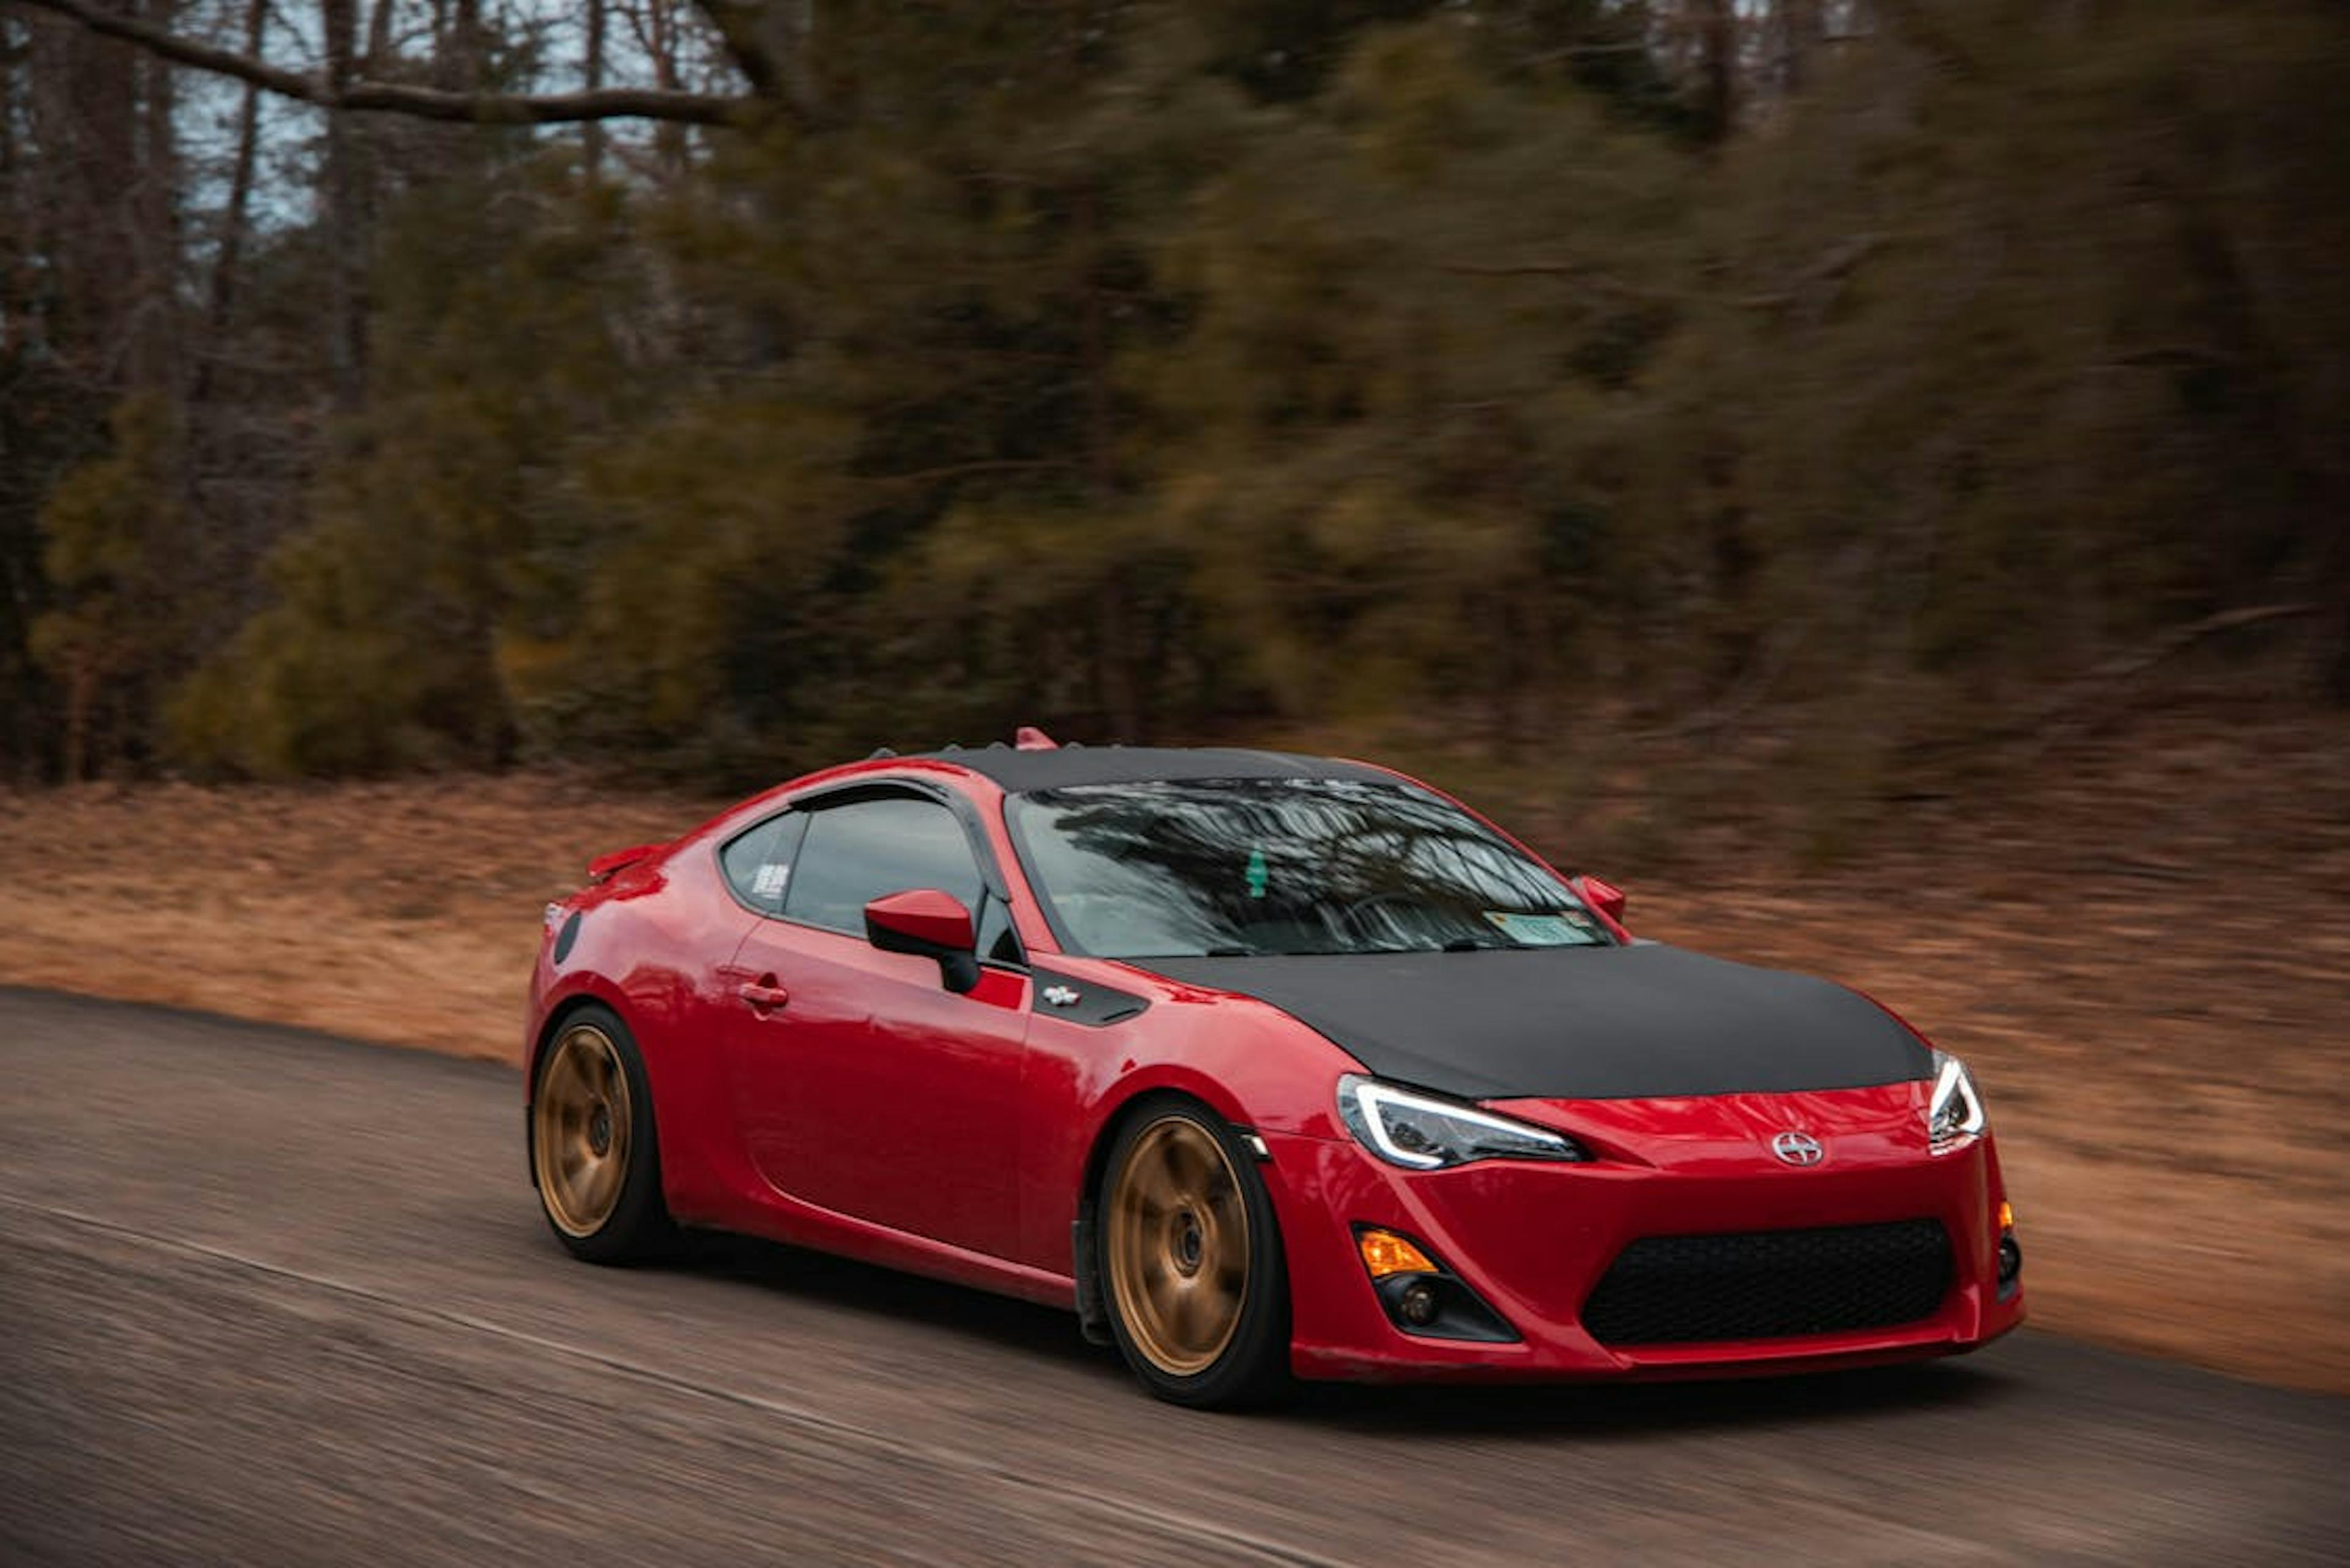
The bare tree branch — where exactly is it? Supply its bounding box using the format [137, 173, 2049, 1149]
[1446, 233, 1890, 315]
[1904, 603, 2323, 761]
[7, 0, 759, 125]
[862, 458, 1083, 488]
[1736, 231, 1886, 311]
[1439, 259, 1684, 307]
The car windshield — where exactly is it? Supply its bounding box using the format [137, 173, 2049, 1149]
[1008, 778, 1612, 959]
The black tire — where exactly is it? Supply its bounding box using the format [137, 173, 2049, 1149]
[1095, 1095, 1291, 1409]
[529, 1004, 675, 1264]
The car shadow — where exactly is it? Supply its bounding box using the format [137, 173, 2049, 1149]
[1280, 1356, 2015, 1439]
[660, 1226, 2020, 1436]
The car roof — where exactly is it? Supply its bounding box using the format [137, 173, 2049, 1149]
[894, 743, 1394, 794]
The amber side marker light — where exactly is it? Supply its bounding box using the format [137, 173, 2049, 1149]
[1995, 1200, 2023, 1297]
[1358, 1228, 1438, 1279]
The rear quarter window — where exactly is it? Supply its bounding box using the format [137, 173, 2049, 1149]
[719, 812, 806, 914]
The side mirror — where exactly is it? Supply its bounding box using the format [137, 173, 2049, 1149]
[1572, 874, 1628, 928]
[864, 888, 981, 995]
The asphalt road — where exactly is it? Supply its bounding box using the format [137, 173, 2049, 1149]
[2, 988, 2341, 1566]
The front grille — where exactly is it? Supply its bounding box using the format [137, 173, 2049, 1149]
[1581, 1219, 1953, 1347]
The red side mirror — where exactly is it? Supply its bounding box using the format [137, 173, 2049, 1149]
[865, 888, 976, 952]
[864, 889, 981, 993]
[1573, 874, 1628, 928]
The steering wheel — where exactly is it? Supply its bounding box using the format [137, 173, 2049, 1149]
[1335, 891, 1425, 938]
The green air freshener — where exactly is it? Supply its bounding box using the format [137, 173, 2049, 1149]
[1245, 848, 1269, 899]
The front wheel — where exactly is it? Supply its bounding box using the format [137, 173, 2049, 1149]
[1097, 1098, 1290, 1408]
[530, 1006, 673, 1263]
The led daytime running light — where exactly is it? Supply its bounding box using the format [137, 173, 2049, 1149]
[1337, 1075, 1588, 1170]
[1927, 1050, 1988, 1152]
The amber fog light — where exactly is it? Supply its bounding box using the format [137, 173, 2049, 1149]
[1996, 1201, 2022, 1297]
[1354, 1226, 1519, 1343]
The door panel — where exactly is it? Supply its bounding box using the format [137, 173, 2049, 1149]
[723, 922, 1031, 1261]
[714, 788, 1033, 1262]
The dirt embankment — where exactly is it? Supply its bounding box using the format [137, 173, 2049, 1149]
[2, 706, 2344, 1393]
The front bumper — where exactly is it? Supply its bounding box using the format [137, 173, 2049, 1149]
[1264, 1084, 2024, 1382]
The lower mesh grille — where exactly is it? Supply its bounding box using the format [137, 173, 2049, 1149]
[1581, 1219, 1953, 1347]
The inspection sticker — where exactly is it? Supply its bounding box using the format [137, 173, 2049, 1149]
[1482, 911, 1594, 946]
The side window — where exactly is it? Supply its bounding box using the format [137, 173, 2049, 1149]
[783, 796, 985, 935]
[720, 811, 806, 914]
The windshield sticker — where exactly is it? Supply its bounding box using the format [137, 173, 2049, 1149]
[1482, 911, 1593, 946]
[752, 862, 790, 902]
[1245, 848, 1269, 899]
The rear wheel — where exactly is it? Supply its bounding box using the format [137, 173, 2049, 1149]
[1098, 1099, 1289, 1408]
[531, 1006, 673, 1263]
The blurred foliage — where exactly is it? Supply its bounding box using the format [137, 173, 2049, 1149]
[29, 395, 193, 781]
[7, 1, 2346, 795]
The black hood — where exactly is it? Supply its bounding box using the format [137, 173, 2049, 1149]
[1136, 943, 1931, 1100]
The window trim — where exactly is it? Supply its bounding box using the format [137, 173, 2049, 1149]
[718, 777, 1027, 969]
[788, 777, 1014, 903]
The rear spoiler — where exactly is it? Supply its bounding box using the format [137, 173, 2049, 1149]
[586, 843, 665, 884]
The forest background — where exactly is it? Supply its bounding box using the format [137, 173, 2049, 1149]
[2, 0, 2342, 816]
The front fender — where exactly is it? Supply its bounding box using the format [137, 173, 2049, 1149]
[1018, 969, 1363, 1276]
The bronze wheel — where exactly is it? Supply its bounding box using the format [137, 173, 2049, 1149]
[533, 1020, 635, 1238]
[1105, 1114, 1252, 1378]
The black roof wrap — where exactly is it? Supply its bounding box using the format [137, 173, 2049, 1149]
[1136, 944, 1934, 1100]
[909, 745, 1391, 793]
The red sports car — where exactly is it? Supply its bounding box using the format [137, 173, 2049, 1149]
[526, 733, 2023, 1406]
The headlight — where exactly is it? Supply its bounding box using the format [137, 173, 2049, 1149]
[1927, 1050, 1987, 1152]
[1337, 1075, 1589, 1170]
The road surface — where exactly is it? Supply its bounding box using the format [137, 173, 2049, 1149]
[1, 988, 2341, 1564]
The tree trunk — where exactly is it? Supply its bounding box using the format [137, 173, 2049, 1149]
[62, 658, 94, 785]
[583, 0, 607, 180]
[1777, 0, 1822, 96]
[782, 0, 816, 124]
[46, 1, 141, 392]
[647, 1, 687, 178]
[320, 0, 364, 411]
[129, 0, 179, 395]
[1695, 0, 1737, 142]
[452, 0, 481, 88]
[192, 0, 266, 406]
[0, 12, 23, 364]
[1077, 179, 1138, 736]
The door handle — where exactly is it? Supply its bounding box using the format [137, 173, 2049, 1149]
[737, 979, 791, 1012]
